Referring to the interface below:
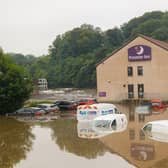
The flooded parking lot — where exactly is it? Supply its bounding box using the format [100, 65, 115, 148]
[1, 102, 168, 168]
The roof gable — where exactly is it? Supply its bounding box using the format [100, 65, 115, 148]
[96, 34, 168, 67]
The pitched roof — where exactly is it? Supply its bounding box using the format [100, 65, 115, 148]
[139, 34, 168, 51]
[96, 34, 168, 67]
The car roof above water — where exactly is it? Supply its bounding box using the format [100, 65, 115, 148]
[94, 113, 126, 121]
[37, 103, 56, 107]
[78, 103, 117, 110]
[94, 103, 116, 108]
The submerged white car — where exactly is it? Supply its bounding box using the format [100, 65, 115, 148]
[36, 103, 59, 113]
[77, 114, 128, 139]
[92, 113, 128, 134]
[142, 120, 168, 142]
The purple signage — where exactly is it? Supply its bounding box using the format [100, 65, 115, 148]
[128, 45, 151, 61]
[99, 91, 106, 97]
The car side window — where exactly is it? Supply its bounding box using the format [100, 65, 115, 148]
[111, 119, 117, 130]
[63, 102, 70, 105]
[59, 102, 64, 105]
[25, 109, 31, 112]
[55, 102, 61, 105]
[17, 108, 24, 112]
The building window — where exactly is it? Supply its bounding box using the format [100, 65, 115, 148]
[128, 66, 133, 76]
[137, 66, 143, 76]
[128, 84, 134, 98]
[138, 84, 144, 98]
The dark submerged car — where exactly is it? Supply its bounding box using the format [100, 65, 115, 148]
[54, 100, 77, 110]
[78, 98, 97, 105]
[14, 107, 46, 116]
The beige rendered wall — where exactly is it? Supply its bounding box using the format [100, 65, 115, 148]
[96, 36, 168, 102]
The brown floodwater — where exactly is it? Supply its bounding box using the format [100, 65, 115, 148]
[1, 103, 168, 168]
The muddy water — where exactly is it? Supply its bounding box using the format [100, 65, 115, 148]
[1, 103, 168, 168]
[31, 88, 97, 101]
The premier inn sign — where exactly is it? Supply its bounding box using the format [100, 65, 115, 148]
[128, 45, 151, 61]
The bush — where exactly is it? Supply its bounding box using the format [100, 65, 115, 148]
[0, 51, 33, 114]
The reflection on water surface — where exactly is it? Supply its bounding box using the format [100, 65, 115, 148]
[1, 103, 168, 168]
[0, 117, 34, 168]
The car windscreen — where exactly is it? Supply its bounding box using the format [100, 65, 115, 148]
[33, 108, 42, 112]
[37, 105, 47, 108]
[95, 120, 111, 129]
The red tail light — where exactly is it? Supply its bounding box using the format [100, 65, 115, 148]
[70, 104, 76, 110]
[35, 111, 43, 116]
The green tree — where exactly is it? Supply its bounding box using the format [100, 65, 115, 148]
[8, 53, 36, 67]
[27, 55, 49, 80]
[49, 24, 103, 60]
[131, 19, 161, 37]
[152, 26, 168, 41]
[0, 51, 33, 114]
[121, 11, 163, 39]
[104, 27, 124, 48]
[11, 11, 168, 89]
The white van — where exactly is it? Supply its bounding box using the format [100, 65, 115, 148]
[77, 103, 120, 121]
[92, 114, 128, 134]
